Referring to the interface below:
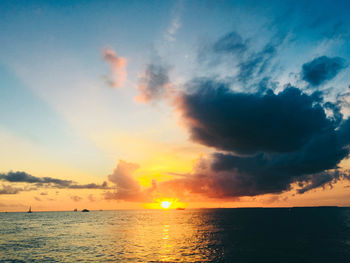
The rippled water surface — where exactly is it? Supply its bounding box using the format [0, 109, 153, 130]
[1, 208, 350, 262]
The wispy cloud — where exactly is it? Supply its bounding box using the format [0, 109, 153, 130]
[165, 16, 181, 42]
[102, 48, 127, 88]
[71, 195, 82, 202]
[88, 194, 96, 202]
[135, 62, 172, 103]
[164, 0, 183, 42]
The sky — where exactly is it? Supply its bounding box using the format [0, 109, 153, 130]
[1, 0, 350, 211]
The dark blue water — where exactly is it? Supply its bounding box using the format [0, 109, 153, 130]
[1, 208, 349, 262]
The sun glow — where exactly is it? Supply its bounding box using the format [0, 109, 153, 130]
[143, 198, 187, 210]
[161, 201, 172, 209]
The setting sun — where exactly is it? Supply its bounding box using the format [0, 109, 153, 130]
[143, 198, 187, 210]
[161, 201, 172, 209]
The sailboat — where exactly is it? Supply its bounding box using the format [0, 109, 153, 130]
[27, 206, 32, 213]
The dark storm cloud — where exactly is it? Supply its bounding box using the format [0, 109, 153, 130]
[209, 140, 347, 197]
[169, 79, 350, 197]
[301, 56, 347, 86]
[0, 171, 110, 192]
[177, 81, 332, 154]
[135, 63, 171, 103]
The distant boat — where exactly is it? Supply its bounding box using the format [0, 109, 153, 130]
[176, 207, 185, 210]
[74, 208, 78, 212]
[82, 209, 89, 212]
[27, 206, 32, 213]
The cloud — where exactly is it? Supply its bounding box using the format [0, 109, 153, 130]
[0, 184, 23, 195]
[105, 160, 143, 201]
[165, 16, 181, 42]
[158, 153, 348, 199]
[165, 79, 350, 198]
[102, 48, 127, 88]
[68, 181, 109, 189]
[198, 30, 248, 64]
[301, 56, 347, 86]
[177, 81, 332, 154]
[108, 160, 140, 189]
[88, 194, 96, 202]
[0, 171, 72, 186]
[135, 63, 172, 103]
[237, 43, 278, 83]
[199, 29, 287, 86]
[104, 160, 155, 202]
[164, 0, 183, 42]
[0, 171, 110, 193]
[71, 195, 82, 202]
[213, 31, 247, 54]
[297, 170, 344, 194]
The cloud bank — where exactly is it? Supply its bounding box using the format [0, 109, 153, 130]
[0, 171, 110, 194]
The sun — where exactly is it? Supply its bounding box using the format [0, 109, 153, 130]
[161, 201, 172, 209]
[143, 198, 187, 209]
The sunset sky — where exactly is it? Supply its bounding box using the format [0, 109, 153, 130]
[1, 0, 350, 211]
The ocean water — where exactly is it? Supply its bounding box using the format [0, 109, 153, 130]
[0, 208, 350, 262]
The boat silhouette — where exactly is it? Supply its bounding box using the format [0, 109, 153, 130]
[27, 206, 32, 213]
[82, 209, 89, 212]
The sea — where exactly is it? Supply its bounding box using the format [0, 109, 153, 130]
[0, 207, 350, 262]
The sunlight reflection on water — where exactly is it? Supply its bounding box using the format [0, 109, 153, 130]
[0, 208, 350, 262]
